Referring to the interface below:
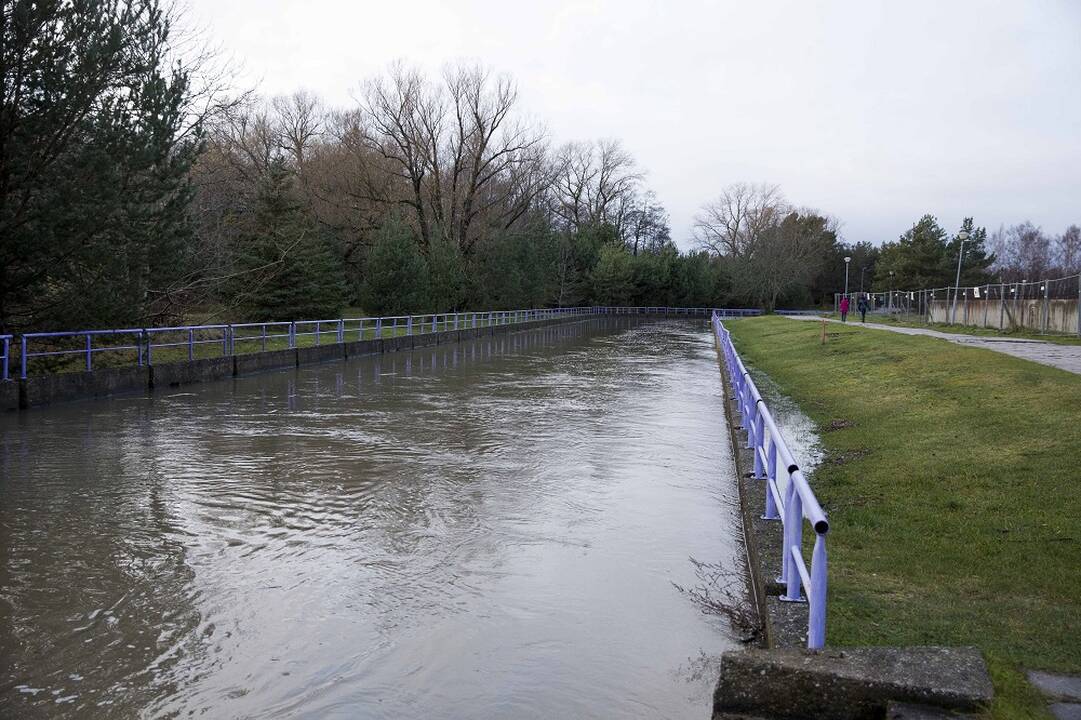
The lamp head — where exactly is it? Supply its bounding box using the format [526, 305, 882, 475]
[958, 230, 970, 241]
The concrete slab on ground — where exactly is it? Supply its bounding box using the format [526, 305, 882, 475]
[715, 646, 993, 720]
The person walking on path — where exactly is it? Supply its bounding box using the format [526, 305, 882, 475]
[857, 295, 869, 323]
[840, 295, 850, 322]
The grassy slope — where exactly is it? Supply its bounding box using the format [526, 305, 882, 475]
[725, 316, 1080, 720]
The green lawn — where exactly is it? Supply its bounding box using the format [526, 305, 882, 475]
[724, 316, 1080, 720]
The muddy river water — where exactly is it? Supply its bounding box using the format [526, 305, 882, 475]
[1, 318, 747, 719]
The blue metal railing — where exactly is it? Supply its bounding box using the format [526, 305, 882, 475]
[1, 335, 10, 381]
[712, 311, 830, 649]
[9, 306, 762, 379]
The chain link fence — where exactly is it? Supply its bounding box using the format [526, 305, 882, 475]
[833, 273, 1081, 336]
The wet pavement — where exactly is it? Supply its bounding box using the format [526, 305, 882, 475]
[0, 318, 746, 719]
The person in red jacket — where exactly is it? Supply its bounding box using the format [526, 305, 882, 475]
[839, 295, 850, 322]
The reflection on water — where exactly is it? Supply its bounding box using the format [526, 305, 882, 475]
[1, 319, 745, 719]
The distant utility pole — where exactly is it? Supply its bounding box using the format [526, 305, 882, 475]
[860, 266, 867, 294]
[951, 230, 970, 324]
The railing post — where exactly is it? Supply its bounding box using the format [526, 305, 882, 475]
[1, 337, 8, 381]
[188, 329, 195, 361]
[138, 330, 146, 367]
[763, 439, 780, 520]
[315, 321, 321, 346]
[781, 488, 804, 602]
[338, 319, 344, 343]
[753, 411, 765, 474]
[85, 334, 92, 372]
[262, 324, 268, 352]
[289, 322, 296, 349]
[21, 336, 27, 379]
[808, 533, 828, 649]
[431, 314, 437, 333]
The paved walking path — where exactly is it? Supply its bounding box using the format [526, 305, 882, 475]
[786, 316, 1081, 376]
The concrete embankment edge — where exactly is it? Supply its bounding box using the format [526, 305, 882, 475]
[4, 314, 618, 411]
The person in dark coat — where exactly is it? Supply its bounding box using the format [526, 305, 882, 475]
[857, 295, 869, 322]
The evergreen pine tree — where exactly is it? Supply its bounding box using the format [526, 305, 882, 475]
[234, 160, 346, 320]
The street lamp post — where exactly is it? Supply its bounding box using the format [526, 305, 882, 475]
[951, 230, 970, 324]
[889, 271, 895, 311]
[860, 266, 867, 294]
[844, 256, 852, 298]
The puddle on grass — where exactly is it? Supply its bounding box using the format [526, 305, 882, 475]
[744, 369, 824, 479]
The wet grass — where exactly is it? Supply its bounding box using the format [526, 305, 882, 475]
[724, 316, 1080, 720]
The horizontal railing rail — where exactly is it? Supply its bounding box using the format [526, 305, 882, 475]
[712, 311, 830, 649]
[7, 306, 763, 379]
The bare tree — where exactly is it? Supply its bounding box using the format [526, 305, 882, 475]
[992, 222, 1052, 280]
[624, 190, 671, 255]
[550, 139, 643, 234]
[357, 62, 548, 255]
[1056, 224, 1081, 275]
[693, 182, 787, 258]
[274, 91, 324, 169]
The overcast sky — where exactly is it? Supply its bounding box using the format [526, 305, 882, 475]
[185, 0, 1080, 250]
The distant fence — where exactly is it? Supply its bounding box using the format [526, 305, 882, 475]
[6, 306, 762, 380]
[713, 312, 830, 649]
[834, 273, 1081, 335]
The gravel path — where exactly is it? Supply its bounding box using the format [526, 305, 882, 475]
[785, 316, 1081, 376]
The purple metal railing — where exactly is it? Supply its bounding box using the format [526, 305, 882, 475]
[1, 335, 10, 381]
[9, 306, 762, 379]
[712, 311, 830, 649]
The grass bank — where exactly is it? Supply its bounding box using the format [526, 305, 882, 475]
[724, 316, 1080, 720]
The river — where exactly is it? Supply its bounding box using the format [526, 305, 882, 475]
[0, 318, 747, 719]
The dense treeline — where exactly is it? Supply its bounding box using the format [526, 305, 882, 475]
[3, 1, 1075, 334]
[0, 0, 850, 332]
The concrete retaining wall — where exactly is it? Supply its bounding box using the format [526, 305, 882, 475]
[10, 314, 611, 410]
[236, 348, 297, 375]
[1, 381, 19, 411]
[151, 356, 234, 388]
[928, 298, 1080, 334]
[21, 366, 148, 408]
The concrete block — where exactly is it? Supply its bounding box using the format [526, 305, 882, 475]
[0, 380, 19, 411]
[412, 332, 437, 349]
[343, 339, 381, 358]
[715, 647, 993, 720]
[384, 335, 412, 353]
[886, 701, 964, 719]
[235, 348, 296, 375]
[1028, 671, 1081, 702]
[151, 356, 234, 388]
[22, 366, 148, 407]
[296, 343, 344, 366]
